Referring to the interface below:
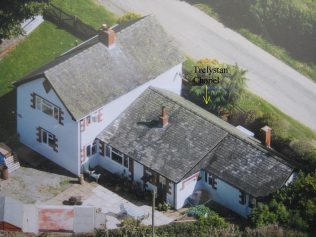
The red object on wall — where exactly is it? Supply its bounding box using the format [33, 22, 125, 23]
[80, 146, 86, 164]
[97, 109, 103, 122]
[80, 119, 85, 132]
[38, 208, 74, 232]
[0, 221, 22, 231]
[180, 172, 200, 191]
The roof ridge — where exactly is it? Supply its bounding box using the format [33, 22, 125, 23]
[178, 132, 228, 183]
[148, 87, 292, 167]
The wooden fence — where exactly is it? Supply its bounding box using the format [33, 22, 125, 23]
[44, 4, 97, 40]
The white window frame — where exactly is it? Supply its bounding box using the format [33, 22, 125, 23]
[92, 141, 97, 155]
[41, 129, 55, 149]
[35, 95, 59, 120]
[105, 145, 111, 158]
[111, 148, 123, 165]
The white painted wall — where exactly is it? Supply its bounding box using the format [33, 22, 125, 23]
[166, 182, 175, 207]
[79, 63, 182, 165]
[23, 205, 38, 233]
[175, 171, 201, 209]
[16, 77, 79, 175]
[133, 161, 144, 185]
[202, 173, 251, 218]
[17, 62, 182, 175]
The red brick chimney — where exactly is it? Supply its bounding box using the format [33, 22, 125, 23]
[98, 24, 116, 48]
[160, 106, 169, 128]
[260, 126, 272, 148]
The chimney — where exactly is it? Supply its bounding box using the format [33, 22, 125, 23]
[160, 106, 169, 128]
[260, 126, 272, 148]
[98, 24, 116, 48]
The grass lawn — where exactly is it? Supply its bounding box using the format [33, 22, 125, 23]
[237, 91, 316, 141]
[0, 21, 80, 97]
[52, 0, 117, 29]
[194, 3, 316, 82]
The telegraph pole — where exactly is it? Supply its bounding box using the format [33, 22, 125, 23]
[152, 188, 156, 237]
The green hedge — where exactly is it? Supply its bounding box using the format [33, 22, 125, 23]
[204, 0, 316, 63]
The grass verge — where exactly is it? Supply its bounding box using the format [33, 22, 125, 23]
[0, 21, 80, 97]
[239, 29, 316, 82]
[52, 0, 117, 28]
[237, 91, 316, 141]
[194, 3, 219, 20]
[194, 3, 316, 82]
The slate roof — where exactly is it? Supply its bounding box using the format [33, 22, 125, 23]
[14, 16, 184, 120]
[97, 87, 293, 197]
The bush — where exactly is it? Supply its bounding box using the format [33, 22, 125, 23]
[250, 203, 277, 227]
[198, 210, 229, 229]
[117, 12, 142, 24]
[251, 170, 316, 231]
[186, 205, 211, 218]
[157, 202, 171, 211]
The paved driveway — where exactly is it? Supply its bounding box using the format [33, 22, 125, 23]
[45, 183, 174, 229]
[99, 0, 316, 131]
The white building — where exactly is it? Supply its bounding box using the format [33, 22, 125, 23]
[14, 16, 294, 218]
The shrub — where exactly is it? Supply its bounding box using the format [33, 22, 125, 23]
[157, 202, 171, 211]
[198, 210, 229, 229]
[117, 12, 142, 24]
[250, 203, 277, 227]
[186, 205, 211, 218]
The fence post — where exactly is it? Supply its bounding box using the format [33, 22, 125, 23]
[74, 15, 77, 28]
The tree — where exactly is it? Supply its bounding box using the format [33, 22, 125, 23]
[117, 12, 142, 25]
[0, 0, 48, 42]
[250, 170, 316, 231]
[187, 58, 247, 114]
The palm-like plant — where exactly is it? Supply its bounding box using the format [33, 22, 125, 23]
[187, 59, 247, 114]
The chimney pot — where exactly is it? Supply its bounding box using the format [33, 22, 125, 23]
[98, 24, 116, 48]
[160, 106, 169, 128]
[260, 126, 272, 148]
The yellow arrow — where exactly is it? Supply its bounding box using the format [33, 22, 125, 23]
[203, 85, 211, 105]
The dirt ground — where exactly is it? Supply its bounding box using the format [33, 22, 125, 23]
[0, 145, 77, 204]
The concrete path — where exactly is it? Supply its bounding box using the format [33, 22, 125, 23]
[100, 0, 316, 131]
[45, 183, 174, 229]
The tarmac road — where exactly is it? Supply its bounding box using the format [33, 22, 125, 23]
[100, 0, 316, 131]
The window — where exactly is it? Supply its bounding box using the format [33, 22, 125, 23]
[34, 95, 60, 121]
[86, 145, 91, 157]
[112, 148, 123, 164]
[36, 127, 58, 152]
[145, 169, 158, 185]
[86, 141, 97, 157]
[86, 116, 91, 125]
[54, 107, 59, 120]
[123, 155, 128, 168]
[206, 172, 217, 189]
[105, 145, 111, 157]
[92, 141, 97, 155]
[239, 191, 246, 205]
[42, 100, 54, 117]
